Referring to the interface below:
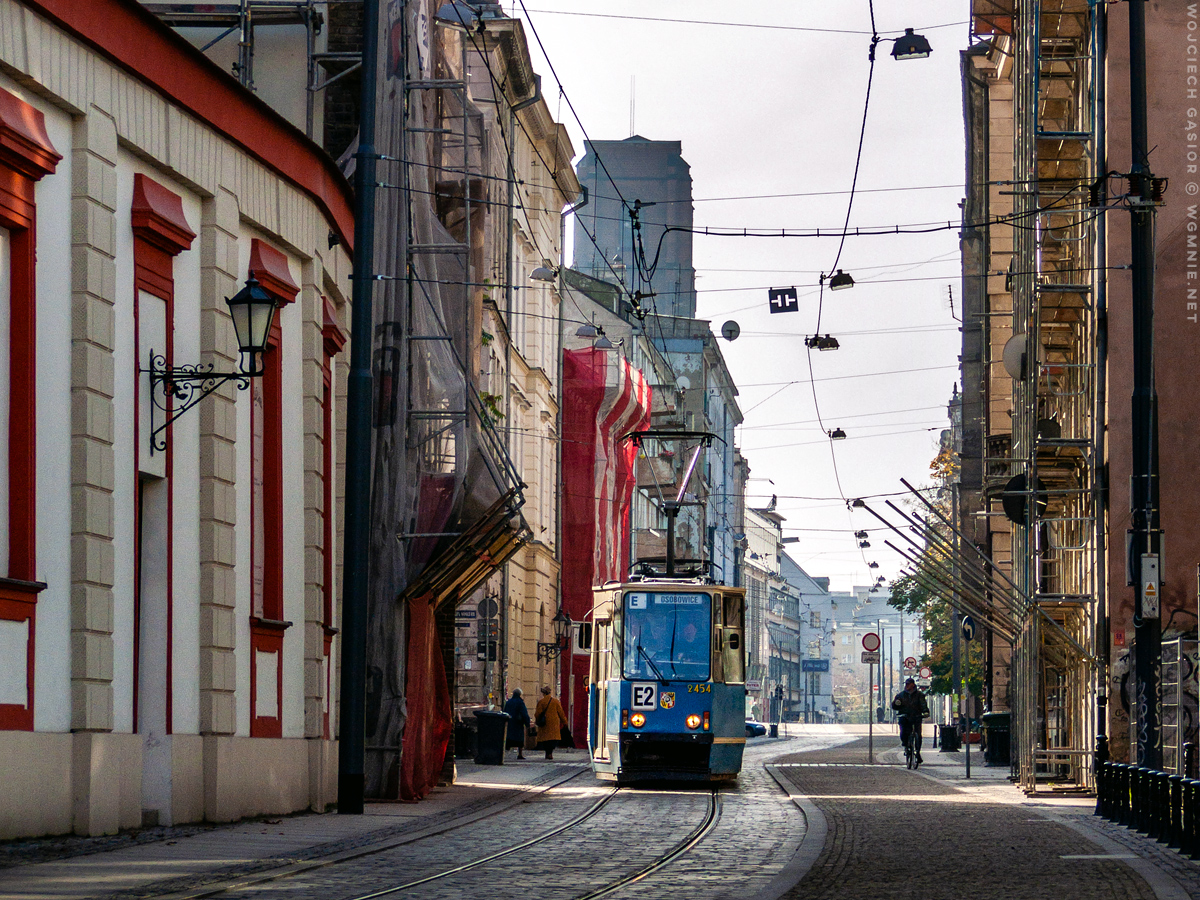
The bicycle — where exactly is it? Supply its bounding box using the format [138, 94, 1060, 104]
[898, 713, 921, 769]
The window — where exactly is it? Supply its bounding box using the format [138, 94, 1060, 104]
[130, 173, 196, 739]
[246, 239, 298, 738]
[320, 300, 345, 738]
[0, 86, 60, 730]
[622, 591, 711, 682]
[810, 611, 821, 628]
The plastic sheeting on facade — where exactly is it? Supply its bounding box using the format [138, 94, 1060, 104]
[358, 0, 526, 799]
[561, 348, 652, 738]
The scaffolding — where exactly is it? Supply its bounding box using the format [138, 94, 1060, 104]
[970, 0, 1101, 793]
[144, 1, 361, 140]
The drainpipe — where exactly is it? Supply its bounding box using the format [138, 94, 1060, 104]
[338, 0, 381, 816]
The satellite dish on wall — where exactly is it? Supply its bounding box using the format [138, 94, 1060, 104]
[721, 320, 741, 341]
[1002, 334, 1028, 380]
[677, 375, 692, 391]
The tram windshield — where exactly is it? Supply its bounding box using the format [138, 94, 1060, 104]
[622, 591, 711, 682]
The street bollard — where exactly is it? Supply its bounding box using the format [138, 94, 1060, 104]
[1187, 780, 1200, 859]
[1136, 768, 1152, 834]
[1095, 761, 1107, 819]
[1130, 767, 1142, 832]
[1169, 775, 1185, 848]
[1156, 771, 1172, 843]
[1115, 764, 1129, 827]
[1153, 770, 1169, 842]
[1187, 743, 1197, 780]
[1122, 765, 1135, 828]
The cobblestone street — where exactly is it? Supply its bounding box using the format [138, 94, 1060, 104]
[4, 728, 1200, 900]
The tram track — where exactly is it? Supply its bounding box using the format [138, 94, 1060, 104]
[137, 776, 723, 900]
[149, 768, 591, 900]
[342, 785, 722, 900]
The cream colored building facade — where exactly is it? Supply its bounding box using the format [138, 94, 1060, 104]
[0, 0, 352, 838]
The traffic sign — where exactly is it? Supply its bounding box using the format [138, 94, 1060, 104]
[862, 632, 881, 652]
[961, 615, 977, 642]
[861, 650, 881, 664]
[920, 666, 932, 679]
[1141, 554, 1160, 618]
[904, 656, 918, 669]
[802, 659, 830, 672]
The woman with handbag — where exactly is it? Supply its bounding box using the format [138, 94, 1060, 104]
[534, 685, 567, 760]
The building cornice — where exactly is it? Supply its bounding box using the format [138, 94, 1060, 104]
[21, 0, 354, 248]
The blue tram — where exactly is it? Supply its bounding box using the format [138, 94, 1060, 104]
[587, 578, 747, 783]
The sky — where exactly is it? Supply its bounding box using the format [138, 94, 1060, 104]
[512, 1, 970, 591]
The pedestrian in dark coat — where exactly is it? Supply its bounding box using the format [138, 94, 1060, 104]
[503, 688, 531, 759]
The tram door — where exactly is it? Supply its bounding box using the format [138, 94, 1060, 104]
[590, 599, 614, 760]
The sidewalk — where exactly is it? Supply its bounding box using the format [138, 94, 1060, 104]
[769, 732, 1200, 900]
[0, 750, 589, 900]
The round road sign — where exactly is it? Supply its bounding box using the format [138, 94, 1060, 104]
[862, 632, 881, 652]
[961, 615, 977, 642]
[904, 656, 918, 669]
[920, 666, 932, 679]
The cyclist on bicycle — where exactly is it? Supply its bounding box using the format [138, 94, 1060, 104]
[891, 677, 930, 766]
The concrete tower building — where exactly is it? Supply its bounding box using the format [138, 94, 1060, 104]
[573, 137, 697, 319]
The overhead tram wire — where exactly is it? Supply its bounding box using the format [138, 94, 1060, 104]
[456, 11, 684, 388]
[520, 8, 968, 36]
[516, 1, 636, 216]
[450, 19, 638, 312]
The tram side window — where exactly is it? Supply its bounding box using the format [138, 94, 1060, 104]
[575, 621, 593, 653]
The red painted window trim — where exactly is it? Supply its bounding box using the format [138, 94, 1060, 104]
[249, 618, 287, 739]
[321, 299, 345, 740]
[0, 578, 46, 730]
[248, 241, 295, 738]
[0, 85, 59, 588]
[130, 174, 194, 737]
[250, 239, 299, 307]
[0, 86, 59, 732]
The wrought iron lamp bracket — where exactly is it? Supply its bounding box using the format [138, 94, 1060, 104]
[145, 350, 257, 454]
[536, 638, 567, 663]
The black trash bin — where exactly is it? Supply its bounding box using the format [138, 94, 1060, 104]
[473, 709, 511, 765]
[939, 724, 961, 752]
[454, 718, 477, 759]
[982, 712, 1011, 766]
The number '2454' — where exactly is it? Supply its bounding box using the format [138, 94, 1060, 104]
[687, 684, 712, 693]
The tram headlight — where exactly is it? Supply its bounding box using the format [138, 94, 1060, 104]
[631, 713, 646, 728]
[686, 714, 702, 730]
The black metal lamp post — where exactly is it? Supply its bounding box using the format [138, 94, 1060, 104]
[146, 275, 277, 453]
[537, 608, 572, 662]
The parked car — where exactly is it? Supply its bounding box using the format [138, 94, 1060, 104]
[745, 718, 767, 738]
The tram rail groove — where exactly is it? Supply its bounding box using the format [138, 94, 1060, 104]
[141, 768, 588, 900]
[572, 786, 722, 900]
[343, 785, 722, 900]
[348, 787, 621, 900]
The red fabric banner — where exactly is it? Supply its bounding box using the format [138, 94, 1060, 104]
[400, 596, 451, 801]
[561, 348, 651, 740]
